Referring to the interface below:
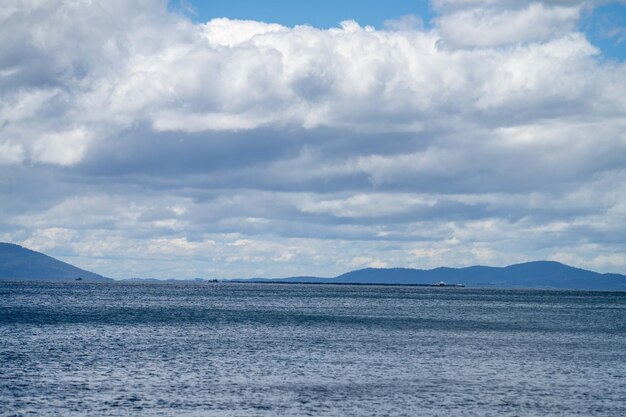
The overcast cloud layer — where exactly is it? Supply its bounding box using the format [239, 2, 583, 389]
[1, 0, 625, 278]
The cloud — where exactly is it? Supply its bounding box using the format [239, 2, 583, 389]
[22, 227, 79, 253]
[0, 0, 625, 277]
[0, 141, 24, 165]
[349, 256, 389, 269]
[431, 0, 589, 12]
[2, 1, 618, 161]
[201, 17, 286, 46]
[31, 127, 92, 166]
[434, 3, 582, 48]
[383, 14, 425, 31]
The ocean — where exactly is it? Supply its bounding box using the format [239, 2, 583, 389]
[1, 281, 625, 416]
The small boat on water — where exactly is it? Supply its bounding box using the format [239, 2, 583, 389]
[431, 281, 464, 287]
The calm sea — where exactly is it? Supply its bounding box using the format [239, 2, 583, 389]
[1, 281, 625, 416]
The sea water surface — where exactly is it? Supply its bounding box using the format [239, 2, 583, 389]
[1, 281, 625, 416]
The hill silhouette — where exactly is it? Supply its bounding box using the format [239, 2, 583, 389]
[0, 242, 111, 281]
[248, 261, 626, 290]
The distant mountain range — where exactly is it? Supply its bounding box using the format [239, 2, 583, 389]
[1, 242, 625, 290]
[238, 262, 626, 290]
[0, 242, 111, 281]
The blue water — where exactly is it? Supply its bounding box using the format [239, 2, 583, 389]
[1, 282, 625, 416]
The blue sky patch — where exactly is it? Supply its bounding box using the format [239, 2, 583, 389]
[581, 2, 626, 61]
[173, 0, 433, 29]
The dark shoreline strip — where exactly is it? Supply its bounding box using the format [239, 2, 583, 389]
[229, 281, 465, 287]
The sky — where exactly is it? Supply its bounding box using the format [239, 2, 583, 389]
[1, 0, 626, 279]
[173, 0, 435, 30]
